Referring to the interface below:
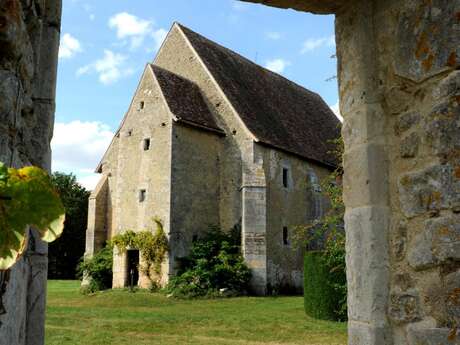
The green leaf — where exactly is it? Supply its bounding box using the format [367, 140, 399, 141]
[40, 214, 65, 242]
[0, 164, 66, 270]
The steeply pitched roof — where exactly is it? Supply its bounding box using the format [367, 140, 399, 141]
[177, 24, 341, 167]
[151, 65, 224, 135]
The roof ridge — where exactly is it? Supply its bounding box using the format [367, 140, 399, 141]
[176, 23, 321, 99]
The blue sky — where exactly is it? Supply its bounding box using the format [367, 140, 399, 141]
[52, 0, 339, 189]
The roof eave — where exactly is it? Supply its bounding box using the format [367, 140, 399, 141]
[174, 117, 226, 136]
[255, 140, 338, 170]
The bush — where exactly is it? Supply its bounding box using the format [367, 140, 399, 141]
[304, 251, 343, 321]
[164, 226, 251, 298]
[77, 245, 113, 294]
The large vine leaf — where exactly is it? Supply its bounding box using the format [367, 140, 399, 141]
[0, 163, 65, 270]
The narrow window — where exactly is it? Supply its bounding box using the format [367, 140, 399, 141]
[283, 168, 289, 188]
[143, 138, 150, 151]
[127, 129, 133, 137]
[192, 234, 198, 242]
[283, 226, 289, 246]
[139, 189, 146, 202]
[138, 101, 145, 110]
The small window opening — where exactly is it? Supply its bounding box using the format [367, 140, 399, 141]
[192, 234, 198, 242]
[139, 189, 146, 202]
[283, 226, 289, 246]
[127, 129, 133, 137]
[143, 138, 150, 151]
[138, 101, 145, 110]
[283, 168, 289, 188]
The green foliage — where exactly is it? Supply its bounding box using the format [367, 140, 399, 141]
[0, 162, 65, 270]
[293, 137, 347, 321]
[165, 226, 251, 298]
[111, 218, 169, 287]
[304, 252, 336, 320]
[77, 245, 113, 294]
[48, 172, 90, 279]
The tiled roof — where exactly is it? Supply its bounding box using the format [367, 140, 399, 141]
[151, 64, 224, 135]
[178, 24, 341, 167]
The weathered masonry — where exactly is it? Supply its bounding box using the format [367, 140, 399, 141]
[1, 0, 458, 344]
[85, 23, 340, 295]
[242, 0, 460, 344]
[0, 0, 61, 345]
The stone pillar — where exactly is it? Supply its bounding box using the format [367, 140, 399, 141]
[0, 1, 62, 345]
[242, 157, 268, 295]
[85, 175, 109, 257]
[337, 1, 460, 344]
[241, 0, 458, 343]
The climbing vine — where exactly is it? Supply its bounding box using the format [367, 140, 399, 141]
[111, 218, 168, 288]
[0, 162, 65, 270]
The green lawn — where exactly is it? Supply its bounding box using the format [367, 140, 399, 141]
[46, 280, 347, 345]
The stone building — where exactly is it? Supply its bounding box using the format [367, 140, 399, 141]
[85, 23, 340, 294]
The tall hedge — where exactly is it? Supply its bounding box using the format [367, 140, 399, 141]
[303, 251, 337, 320]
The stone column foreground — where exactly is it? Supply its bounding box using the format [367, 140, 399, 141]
[240, 1, 459, 344]
[0, 1, 62, 344]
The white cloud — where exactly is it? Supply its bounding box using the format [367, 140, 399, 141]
[77, 50, 133, 85]
[59, 33, 82, 59]
[266, 32, 282, 40]
[330, 101, 343, 122]
[108, 12, 167, 51]
[109, 12, 152, 39]
[300, 35, 335, 54]
[51, 121, 114, 190]
[265, 58, 290, 74]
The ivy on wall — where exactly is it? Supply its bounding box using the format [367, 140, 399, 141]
[111, 218, 168, 288]
[0, 162, 65, 270]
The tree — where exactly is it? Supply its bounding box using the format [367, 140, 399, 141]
[48, 172, 90, 279]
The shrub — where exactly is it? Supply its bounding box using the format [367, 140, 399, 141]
[165, 226, 251, 298]
[294, 137, 347, 321]
[77, 245, 113, 294]
[304, 252, 336, 320]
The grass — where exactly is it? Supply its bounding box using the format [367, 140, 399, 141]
[46, 280, 347, 345]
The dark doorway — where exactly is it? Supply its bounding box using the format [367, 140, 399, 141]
[127, 250, 139, 287]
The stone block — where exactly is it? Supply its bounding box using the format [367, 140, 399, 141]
[343, 143, 388, 208]
[435, 70, 460, 99]
[431, 215, 460, 263]
[389, 289, 421, 324]
[407, 225, 436, 270]
[345, 206, 390, 323]
[407, 327, 459, 345]
[400, 132, 420, 158]
[408, 215, 460, 270]
[394, 111, 420, 135]
[399, 164, 458, 218]
[396, 0, 459, 82]
[348, 321, 392, 345]
[424, 100, 460, 159]
[341, 103, 386, 149]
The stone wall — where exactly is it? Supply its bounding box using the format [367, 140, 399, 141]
[241, 0, 460, 343]
[170, 124, 222, 261]
[259, 144, 331, 293]
[0, 0, 61, 344]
